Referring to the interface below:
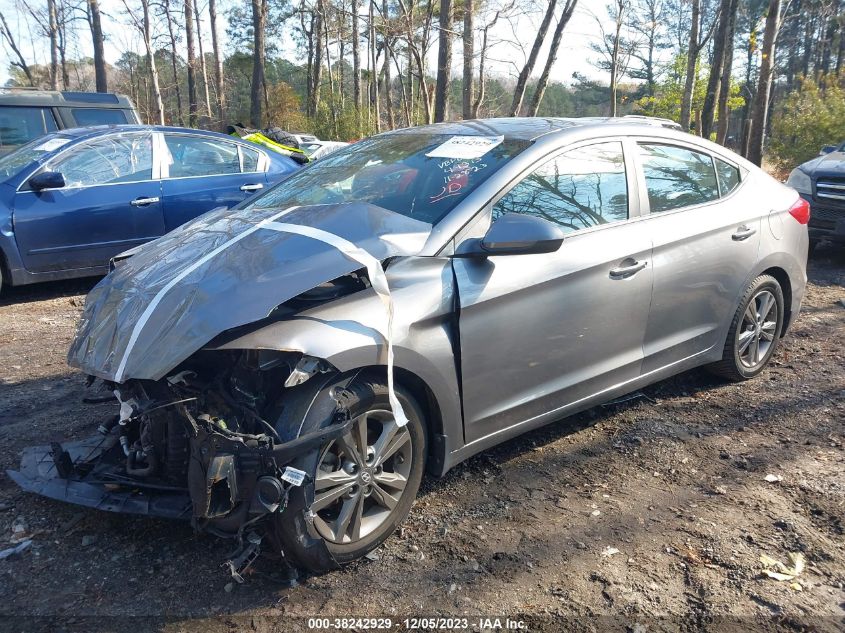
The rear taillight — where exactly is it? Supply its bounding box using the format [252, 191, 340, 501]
[788, 197, 811, 225]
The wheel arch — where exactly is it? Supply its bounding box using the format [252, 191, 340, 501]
[760, 266, 793, 335]
[0, 246, 8, 287]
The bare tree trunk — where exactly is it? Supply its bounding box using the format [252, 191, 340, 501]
[352, 0, 361, 128]
[701, 0, 736, 138]
[58, 5, 70, 87]
[716, 2, 737, 145]
[121, 0, 165, 124]
[48, 0, 59, 89]
[143, 0, 164, 123]
[509, 0, 557, 117]
[163, 0, 184, 125]
[310, 4, 324, 118]
[194, 0, 213, 121]
[184, 0, 198, 125]
[389, 41, 412, 126]
[433, 0, 452, 122]
[679, 0, 700, 131]
[369, 0, 380, 131]
[472, 8, 501, 117]
[608, 0, 625, 117]
[209, 0, 225, 127]
[0, 11, 35, 85]
[324, 0, 339, 137]
[381, 0, 395, 129]
[462, 0, 473, 119]
[747, 0, 783, 166]
[528, 0, 578, 116]
[250, 0, 266, 126]
[89, 0, 108, 91]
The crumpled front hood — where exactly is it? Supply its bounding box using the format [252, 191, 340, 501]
[68, 203, 432, 382]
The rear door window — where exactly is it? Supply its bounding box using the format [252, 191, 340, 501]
[0, 106, 58, 152]
[638, 143, 720, 213]
[70, 108, 129, 127]
[493, 141, 629, 233]
[164, 135, 241, 177]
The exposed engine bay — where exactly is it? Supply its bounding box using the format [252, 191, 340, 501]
[9, 349, 357, 581]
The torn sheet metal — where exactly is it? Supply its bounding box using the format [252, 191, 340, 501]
[68, 203, 431, 382]
[260, 221, 409, 426]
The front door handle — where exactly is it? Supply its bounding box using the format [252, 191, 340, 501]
[609, 259, 648, 279]
[240, 183, 264, 192]
[732, 225, 757, 241]
[130, 196, 160, 206]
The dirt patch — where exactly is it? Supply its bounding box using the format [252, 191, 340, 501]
[0, 248, 843, 632]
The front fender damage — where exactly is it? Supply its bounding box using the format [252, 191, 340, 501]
[11, 203, 442, 578]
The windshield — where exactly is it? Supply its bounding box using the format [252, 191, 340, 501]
[0, 133, 73, 180]
[246, 133, 530, 225]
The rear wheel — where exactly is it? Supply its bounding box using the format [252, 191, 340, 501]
[709, 275, 784, 381]
[273, 376, 426, 570]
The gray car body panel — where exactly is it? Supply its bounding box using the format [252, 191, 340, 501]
[66, 117, 808, 476]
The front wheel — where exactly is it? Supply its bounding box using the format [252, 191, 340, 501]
[273, 376, 427, 570]
[709, 274, 784, 381]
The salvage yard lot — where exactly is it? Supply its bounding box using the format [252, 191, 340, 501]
[0, 248, 843, 632]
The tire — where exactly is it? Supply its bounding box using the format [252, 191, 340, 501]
[808, 239, 819, 257]
[709, 274, 784, 381]
[272, 374, 426, 571]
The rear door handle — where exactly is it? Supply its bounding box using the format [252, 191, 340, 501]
[609, 260, 648, 279]
[732, 225, 757, 241]
[240, 183, 264, 192]
[130, 196, 160, 206]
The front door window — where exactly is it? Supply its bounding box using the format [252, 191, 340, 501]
[493, 141, 629, 233]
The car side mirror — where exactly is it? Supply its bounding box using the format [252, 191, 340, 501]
[819, 145, 837, 155]
[28, 171, 65, 191]
[458, 213, 565, 257]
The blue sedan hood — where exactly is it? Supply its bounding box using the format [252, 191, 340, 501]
[68, 203, 431, 381]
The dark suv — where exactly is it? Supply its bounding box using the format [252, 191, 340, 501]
[0, 89, 140, 156]
[786, 141, 845, 248]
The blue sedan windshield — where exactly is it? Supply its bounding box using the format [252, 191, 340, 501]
[246, 133, 530, 225]
[0, 134, 73, 181]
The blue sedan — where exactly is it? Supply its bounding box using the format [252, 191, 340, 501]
[0, 125, 300, 292]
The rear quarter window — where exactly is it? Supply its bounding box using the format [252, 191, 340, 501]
[715, 158, 741, 196]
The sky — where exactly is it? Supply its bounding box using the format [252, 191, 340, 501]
[0, 0, 615, 90]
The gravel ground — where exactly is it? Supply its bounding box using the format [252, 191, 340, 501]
[0, 245, 843, 633]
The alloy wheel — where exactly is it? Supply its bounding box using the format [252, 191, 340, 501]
[312, 409, 413, 544]
[737, 289, 779, 369]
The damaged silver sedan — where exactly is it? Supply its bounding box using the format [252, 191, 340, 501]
[9, 117, 809, 575]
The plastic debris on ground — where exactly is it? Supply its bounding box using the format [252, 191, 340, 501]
[0, 540, 32, 560]
[760, 552, 805, 588]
